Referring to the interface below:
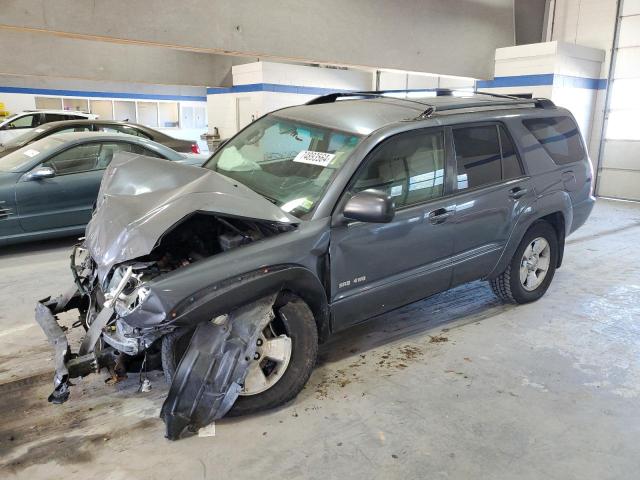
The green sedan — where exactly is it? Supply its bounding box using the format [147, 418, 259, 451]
[0, 131, 204, 246]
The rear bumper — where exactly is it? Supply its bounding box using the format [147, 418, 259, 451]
[570, 195, 596, 234]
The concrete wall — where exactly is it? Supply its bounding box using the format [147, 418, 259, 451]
[0, 0, 516, 79]
[0, 29, 252, 87]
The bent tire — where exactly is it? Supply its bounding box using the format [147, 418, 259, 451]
[228, 297, 318, 416]
[490, 221, 559, 304]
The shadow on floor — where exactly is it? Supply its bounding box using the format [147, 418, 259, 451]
[0, 235, 79, 258]
[317, 280, 510, 365]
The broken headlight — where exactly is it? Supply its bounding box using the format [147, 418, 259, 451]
[105, 264, 152, 317]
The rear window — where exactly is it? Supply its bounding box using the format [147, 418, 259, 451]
[523, 116, 585, 165]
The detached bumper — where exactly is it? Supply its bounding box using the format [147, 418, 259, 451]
[35, 286, 114, 404]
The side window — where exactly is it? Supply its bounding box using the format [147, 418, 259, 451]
[65, 114, 88, 121]
[453, 124, 523, 191]
[42, 144, 101, 175]
[453, 125, 502, 190]
[522, 116, 585, 165]
[96, 142, 136, 169]
[129, 144, 165, 159]
[499, 126, 524, 180]
[7, 114, 39, 129]
[351, 129, 445, 208]
[44, 113, 68, 123]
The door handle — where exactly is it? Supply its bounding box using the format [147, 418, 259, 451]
[428, 207, 453, 224]
[509, 187, 528, 199]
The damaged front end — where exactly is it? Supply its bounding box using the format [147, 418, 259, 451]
[35, 153, 300, 439]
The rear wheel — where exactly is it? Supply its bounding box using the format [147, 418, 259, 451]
[490, 221, 558, 304]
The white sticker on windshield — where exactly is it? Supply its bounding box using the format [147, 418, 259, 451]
[23, 149, 40, 158]
[293, 150, 335, 167]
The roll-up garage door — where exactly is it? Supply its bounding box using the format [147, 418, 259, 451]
[598, 0, 640, 200]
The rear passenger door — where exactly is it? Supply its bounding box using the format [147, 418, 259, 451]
[448, 123, 533, 286]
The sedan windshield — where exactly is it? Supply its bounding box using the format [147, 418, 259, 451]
[1, 128, 43, 149]
[202, 114, 362, 218]
[0, 136, 65, 172]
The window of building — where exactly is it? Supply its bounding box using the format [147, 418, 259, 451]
[114, 101, 137, 122]
[90, 100, 114, 120]
[35, 97, 63, 110]
[159, 102, 179, 128]
[62, 98, 89, 113]
[523, 116, 585, 165]
[137, 102, 159, 127]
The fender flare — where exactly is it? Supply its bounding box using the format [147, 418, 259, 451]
[487, 190, 572, 279]
[164, 264, 331, 343]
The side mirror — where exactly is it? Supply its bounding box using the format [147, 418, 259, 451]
[27, 166, 56, 180]
[343, 189, 395, 223]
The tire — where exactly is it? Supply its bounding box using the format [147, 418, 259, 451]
[490, 221, 559, 304]
[228, 298, 318, 416]
[161, 296, 318, 417]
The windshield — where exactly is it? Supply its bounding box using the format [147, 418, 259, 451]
[2, 128, 43, 149]
[0, 136, 65, 172]
[202, 114, 362, 218]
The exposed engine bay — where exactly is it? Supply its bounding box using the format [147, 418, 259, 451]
[36, 212, 293, 439]
[96, 213, 291, 322]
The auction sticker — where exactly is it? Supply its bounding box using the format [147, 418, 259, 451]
[23, 149, 40, 158]
[293, 150, 335, 167]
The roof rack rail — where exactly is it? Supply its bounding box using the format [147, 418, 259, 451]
[305, 91, 383, 105]
[305, 90, 556, 114]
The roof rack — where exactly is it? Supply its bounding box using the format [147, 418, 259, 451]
[305, 89, 556, 117]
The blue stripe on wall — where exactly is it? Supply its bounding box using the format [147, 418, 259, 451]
[207, 83, 354, 96]
[476, 74, 606, 90]
[0, 86, 207, 102]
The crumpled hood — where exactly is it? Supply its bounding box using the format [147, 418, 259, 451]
[85, 152, 298, 283]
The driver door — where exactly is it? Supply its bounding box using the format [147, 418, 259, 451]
[329, 128, 456, 331]
[16, 142, 104, 232]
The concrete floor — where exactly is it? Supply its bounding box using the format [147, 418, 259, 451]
[0, 198, 639, 479]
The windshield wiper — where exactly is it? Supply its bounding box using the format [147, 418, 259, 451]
[257, 192, 278, 204]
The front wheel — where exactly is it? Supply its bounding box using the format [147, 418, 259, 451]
[162, 295, 318, 417]
[229, 297, 318, 416]
[490, 221, 559, 304]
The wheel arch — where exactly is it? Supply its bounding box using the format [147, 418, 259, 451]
[487, 191, 571, 279]
[167, 264, 331, 343]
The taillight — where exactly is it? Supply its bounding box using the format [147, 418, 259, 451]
[191, 143, 200, 154]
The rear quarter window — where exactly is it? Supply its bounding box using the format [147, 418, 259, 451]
[523, 116, 585, 165]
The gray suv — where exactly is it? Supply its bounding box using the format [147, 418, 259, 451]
[37, 91, 594, 439]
